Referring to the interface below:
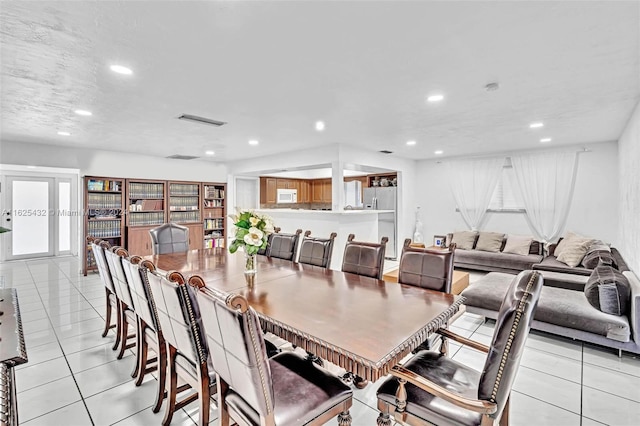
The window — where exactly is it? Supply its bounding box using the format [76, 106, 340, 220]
[488, 165, 525, 212]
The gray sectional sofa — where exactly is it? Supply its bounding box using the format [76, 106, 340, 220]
[462, 270, 640, 355]
[446, 232, 544, 274]
[533, 239, 628, 276]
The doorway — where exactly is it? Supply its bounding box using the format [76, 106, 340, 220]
[1, 169, 79, 261]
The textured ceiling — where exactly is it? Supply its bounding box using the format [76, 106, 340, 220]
[1, 1, 639, 162]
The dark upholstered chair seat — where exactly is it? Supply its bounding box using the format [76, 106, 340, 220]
[377, 351, 482, 426]
[225, 351, 352, 425]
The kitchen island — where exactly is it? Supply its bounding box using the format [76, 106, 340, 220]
[255, 209, 395, 270]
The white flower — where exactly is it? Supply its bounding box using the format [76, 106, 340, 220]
[243, 227, 264, 246]
[249, 216, 260, 227]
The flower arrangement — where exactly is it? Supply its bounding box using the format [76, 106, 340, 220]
[228, 209, 275, 256]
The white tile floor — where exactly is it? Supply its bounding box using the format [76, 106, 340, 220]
[2, 256, 639, 425]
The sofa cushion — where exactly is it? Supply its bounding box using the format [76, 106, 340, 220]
[587, 240, 611, 253]
[475, 232, 504, 252]
[454, 249, 543, 273]
[555, 232, 593, 259]
[582, 250, 616, 270]
[533, 256, 593, 276]
[585, 266, 631, 316]
[502, 235, 533, 255]
[462, 272, 631, 343]
[450, 231, 478, 250]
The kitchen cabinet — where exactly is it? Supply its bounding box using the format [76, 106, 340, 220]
[312, 179, 332, 203]
[298, 180, 310, 202]
[260, 178, 277, 204]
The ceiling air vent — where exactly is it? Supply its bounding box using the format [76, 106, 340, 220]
[166, 154, 200, 160]
[177, 114, 227, 127]
[379, 150, 393, 154]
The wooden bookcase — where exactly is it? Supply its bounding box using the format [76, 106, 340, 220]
[83, 176, 125, 275]
[83, 176, 227, 273]
[203, 183, 226, 249]
[126, 179, 166, 256]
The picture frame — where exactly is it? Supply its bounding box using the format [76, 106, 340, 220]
[433, 235, 446, 248]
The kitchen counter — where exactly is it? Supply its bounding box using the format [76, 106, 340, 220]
[255, 209, 395, 270]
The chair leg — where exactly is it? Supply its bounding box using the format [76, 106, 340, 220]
[197, 365, 211, 426]
[162, 345, 178, 426]
[112, 301, 123, 351]
[102, 289, 114, 337]
[376, 412, 392, 426]
[152, 335, 167, 413]
[217, 375, 230, 426]
[132, 318, 146, 381]
[499, 394, 510, 426]
[337, 410, 352, 425]
[117, 308, 129, 360]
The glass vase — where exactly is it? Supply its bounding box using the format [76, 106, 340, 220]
[244, 251, 257, 276]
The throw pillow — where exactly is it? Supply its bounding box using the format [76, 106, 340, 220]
[584, 266, 631, 316]
[557, 237, 594, 267]
[475, 232, 505, 252]
[450, 231, 478, 250]
[587, 240, 611, 254]
[502, 235, 533, 256]
[581, 250, 616, 270]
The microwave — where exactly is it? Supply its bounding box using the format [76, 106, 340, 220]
[277, 189, 297, 203]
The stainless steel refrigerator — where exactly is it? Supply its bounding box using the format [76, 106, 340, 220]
[363, 187, 397, 259]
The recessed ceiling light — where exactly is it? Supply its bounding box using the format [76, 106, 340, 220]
[110, 65, 133, 75]
[434, 150, 444, 155]
[529, 122, 544, 128]
[540, 138, 552, 143]
[27, 166, 37, 169]
[315, 121, 325, 131]
[427, 94, 444, 102]
[57, 131, 71, 136]
[248, 140, 259, 146]
[74, 109, 92, 116]
[205, 150, 215, 156]
[406, 140, 416, 146]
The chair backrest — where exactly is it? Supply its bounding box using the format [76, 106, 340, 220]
[341, 234, 388, 279]
[478, 270, 543, 419]
[190, 277, 275, 421]
[298, 231, 337, 269]
[149, 223, 189, 255]
[90, 239, 117, 295]
[267, 228, 302, 261]
[121, 256, 160, 331]
[146, 270, 211, 370]
[104, 247, 136, 308]
[257, 227, 280, 256]
[397, 239, 456, 291]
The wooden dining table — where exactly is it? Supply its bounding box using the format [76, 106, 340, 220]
[143, 248, 464, 382]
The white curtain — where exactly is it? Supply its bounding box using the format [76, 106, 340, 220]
[511, 152, 579, 243]
[447, 157, 504, 230]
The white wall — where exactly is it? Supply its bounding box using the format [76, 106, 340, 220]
[618, 100, 640, 273]
[0, 140, 228, 182]
[416, 141, 619, 246]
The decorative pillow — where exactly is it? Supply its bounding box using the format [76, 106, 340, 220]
[587, 240, 611, 254]
[554, 232, 591, 257]
[502, 235, 533, 256]
[450, 231, 478, 250]
[584, 266, 631, 316]
[581, 250, 616, 270]
[557, 237, 594, 267]
[475, 232, 504, 253]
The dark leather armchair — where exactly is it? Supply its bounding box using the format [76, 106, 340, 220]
[341, 234, 388, 279]
[103, 246, 138, 360]
[146, 270, 215, 426]
[267, 228, 302, 261]
[189, 277, 354, 426]
[298, 230, 337, 269]
[89, 238, 120, 341]
[376, 270, 544, 426]
[121, 256, 167, 414]
[398, 239, 457, 352]
[149, 222, 189, 255]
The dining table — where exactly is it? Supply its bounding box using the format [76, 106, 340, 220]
[143, 248, 465, 383]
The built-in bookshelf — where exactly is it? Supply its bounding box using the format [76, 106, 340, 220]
[169, 182, 201, 224]
[127, 180, 166, 227]
[83, 176, 125, 275]
[203, 183, 226, 249]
